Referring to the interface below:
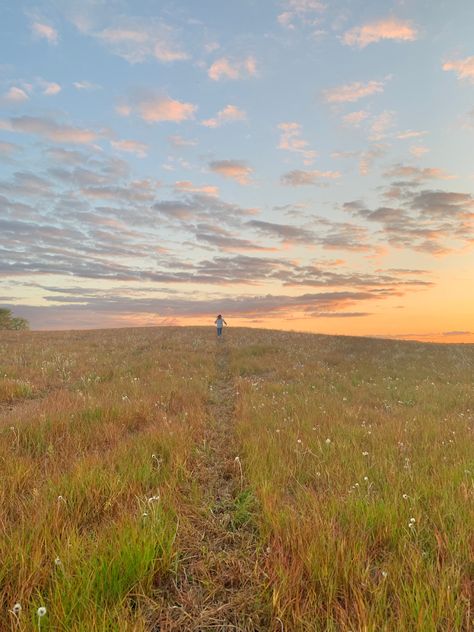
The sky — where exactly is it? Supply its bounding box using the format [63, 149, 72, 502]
[1, 0, 473, 342]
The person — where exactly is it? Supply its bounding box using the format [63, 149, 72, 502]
[214, 314, 227, 337]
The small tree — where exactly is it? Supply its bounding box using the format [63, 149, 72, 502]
[0, 308, 29, 330]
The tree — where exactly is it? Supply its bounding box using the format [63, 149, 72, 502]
[0, 308, 29, 330]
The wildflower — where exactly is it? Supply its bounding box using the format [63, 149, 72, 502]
[12, 603, 21, 615]
[381, 570, 388, 578]
[147, 495, 160, 504]
[57, 495, 66, 503]
[297, 438, 302, 444]
[54, 557, 62, 567]
[363, 476, 369, 481]
[325, 438, 331, 444]
[37, 607, 47, 617]
[402, 494, 408, 500]
[142, 512, 148, 518]
[362, 451, 369, 456]
[276, 428, 280, 433]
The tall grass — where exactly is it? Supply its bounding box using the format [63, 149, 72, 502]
[0, 327, 472, 630]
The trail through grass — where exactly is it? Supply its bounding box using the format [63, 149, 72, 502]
[151, 340, 270, 630]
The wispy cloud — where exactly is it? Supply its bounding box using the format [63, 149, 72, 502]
[281, 169, 340, 185]
[202, 104, 246, 128]
[110, 139, 148, 158]
[31, 21, 58, 44]
[277, 0, 326, 30]
[94, 18, 189, 64]
[174, 181, 219, 196]
[342, 17, 417, 48]
[277, 122, 317, 164]
[442, 56, 474, 83]
[384, 165, 455, 181]
[369, 110, 395, 140]
[168, 135, 197, 147]
[323, 79, 385, 103]
[3, 116, 100, 144]
[208, 56, 257, 80]
[342, 110, 369, 126]
[209, 160, 253, 185]
[73, 81, 100, 90]
[3, 87, 29, 103]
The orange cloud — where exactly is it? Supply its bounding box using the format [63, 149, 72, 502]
[208, 56, 257, 81]
[281, 169, 340, 185]
[174, 180, 219, 196]
[277, 122, 317, 165]
[209, 160, 253, 185]
[126, 95, 196, 123]
[202, 104, 246, 128]
[342, 110, 369, 126]
[343, 18, 417, 48]
[443, 56, 474, 83]
[323, 80, 385, 103]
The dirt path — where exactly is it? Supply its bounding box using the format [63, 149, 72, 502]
[151, 341, 270, 631]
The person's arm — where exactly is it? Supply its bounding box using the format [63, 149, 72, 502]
[223, 319, 227, 325]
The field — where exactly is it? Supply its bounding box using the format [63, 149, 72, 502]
[0, 326, 472, 631]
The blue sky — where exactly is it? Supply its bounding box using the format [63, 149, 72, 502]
[1, 0, 473, 339]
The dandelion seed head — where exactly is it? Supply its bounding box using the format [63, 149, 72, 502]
[12, 603, 21, 615]
[37, 607, 47, 618]
[403, 493, 408, 499]
[54, 557, 62, 566]
[325, 438, 331, 444]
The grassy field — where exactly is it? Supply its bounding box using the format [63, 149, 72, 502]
[0, 327, 472, 631]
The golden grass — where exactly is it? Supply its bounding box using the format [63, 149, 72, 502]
[0, 327, 472, 630]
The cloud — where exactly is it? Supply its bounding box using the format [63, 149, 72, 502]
[73, 81, 100, 90]
[384, 165, 455, 182]
[277, 0, 326, 29]
[281, 169, 340, 185]
[202, 104, 246, 128]
[442, 330, 473, 336]
[209, 160, 253, 185]
[359, 144, 387, 176]
[174, 181, 219, 196]
[342, 110, 369, 126]
[409, 145, 429, 157]
[3, 87, 29, 103]
[323, 79, 385, 103]
[121, 94, 197, 123]
[31, 21, 58, 44]
[208, 56, 257, 80]
[397, 130, 427, 140]
[443, 56, 474, 83]
[110, 139, 148, 158]
[4, 116, 99, 144]
[343, 17, 417, 48]
[168, 134, 197, 147]
[95, 18, 189, 64]
[369, 110, 395, 140]
[344, 186, 474, 254]
[277, 122, 317, 164]
[40, 81, 61, 96]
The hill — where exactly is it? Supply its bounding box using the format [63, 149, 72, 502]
[0, 327, 472, 630]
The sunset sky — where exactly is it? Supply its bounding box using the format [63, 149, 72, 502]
[1, 0, 473, 341]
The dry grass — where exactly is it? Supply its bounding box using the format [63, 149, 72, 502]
[0, 326, 472, 631]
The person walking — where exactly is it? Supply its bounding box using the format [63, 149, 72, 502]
[214, 314, 227, 337]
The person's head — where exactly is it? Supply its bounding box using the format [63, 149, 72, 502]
[217, 314, 222, 318]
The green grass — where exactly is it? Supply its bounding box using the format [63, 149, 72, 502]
[0, 326, 472, 630]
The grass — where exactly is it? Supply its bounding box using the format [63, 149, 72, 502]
[0, 326, 472, 630]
